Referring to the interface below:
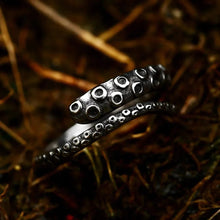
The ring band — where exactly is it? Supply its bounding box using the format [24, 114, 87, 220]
[69, 64, 170, 124]
[34, 65, 175, 168]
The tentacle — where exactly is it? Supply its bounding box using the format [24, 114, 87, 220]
[35, 101, 175, 168]
[69, 65, 170, 124]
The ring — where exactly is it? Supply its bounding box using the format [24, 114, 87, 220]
[34, 65, 175, 169]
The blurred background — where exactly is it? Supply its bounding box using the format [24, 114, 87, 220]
[0, 0, 220, 219]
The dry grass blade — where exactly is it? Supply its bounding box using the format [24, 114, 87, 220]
[28, 0, 134, 70]
[180, 144, 200, 171]
[208, 209, 220, 220]
[171, 58, 192, 88]
[0, 184, 9, 202]
[83, 148, 101, 187]
[28, 60, 96, 91]
[0, 121, 27, 146]
[0, 89, 13, 105]
[178, 0, 198, 18]
[0, 8, 31, 131]
[173, 176, 212, 220]
[173, 156, 220, 220]
[101, 149, 117, 190]
[0, 184, 9, 220]
[180, 95, 198, 114]
[31, 163, 69, 187]
[99, 0, 158, 41]
[92, 143, 103, 178]
[133, 165, 150, 190]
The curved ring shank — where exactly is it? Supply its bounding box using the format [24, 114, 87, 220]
[35, 101, 175, 168]
[34, 65, 175, 169]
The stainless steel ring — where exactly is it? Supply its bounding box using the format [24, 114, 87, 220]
[34, 65, 175, 169]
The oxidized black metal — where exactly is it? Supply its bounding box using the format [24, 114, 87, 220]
[69, 64, 170, 123]
[34, 65, 175, 168]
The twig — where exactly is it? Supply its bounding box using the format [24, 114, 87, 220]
[27, 0, 134, 70]
[0, 121, 27, 146]
[0, 89, 14, 105]
[173, 156, 220, 220]
[28, 60, 96, 91]
[160, 0, 172, 14]
[53, 190, 78, 210]
[171, 58, 192, 88]
[208, 209, 220, 220]
[101, 149, 117, 190]
[178, 0, 198, 18]
[180, 144, 200, 171]
[31, 163, 69, 187]
[173, 175, 212, 220]
[0, 184, 9, 220]
[99, 0, 158, 41]
[106, 202, 115, 218]
[180, 95, 198, 114]
[0, 8, 31, 131]
[0, 184, 9, 202]
[83, 148, 100, 186]
[0, 151, 26, 174]
[133, 165, 150, 190]
[92, 142, 103, 177]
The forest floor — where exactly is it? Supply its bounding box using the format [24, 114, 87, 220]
[0, 0, 220, 219]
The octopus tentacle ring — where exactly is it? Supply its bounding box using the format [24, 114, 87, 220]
[34, 65, 175, 168]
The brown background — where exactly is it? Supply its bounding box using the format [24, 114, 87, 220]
[0, 0, 220, 219]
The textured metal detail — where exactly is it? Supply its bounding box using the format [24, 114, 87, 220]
[72, 137, 80, 145]
[56, 147, 62, 154]
[95, 123, 104, 131]
[62, 150, 70, 157]
[145, 104, 152, 110]
[81, 140, 89, 146]
[69, 64, 170, 124]
[86, 105, 101, 119]
[108, 115, 117, 123]
[136, 103, 144, 110]
[132, 82, 143, 96]
[34, 65, 175, 169]
[132, 110, 138, 116]
[35, 101, 176, 168]
[118, 116, 126, 123]
[83, 130, 92, 139]
[63, 143, 70, 150]
[148, 66, 156, 73]
[110, 92, 123, 106]
[49, 151, 54, 157]
[69, 101, 82, 114]
[93, 131, 101, 139]
[114, 76, 129, 88]
[134, 68, 148, 79]
[70, 145, 78, 152]
[91, 86, 107, 101]
[105, 124, 114, 131]
[122, 109, 131, 116]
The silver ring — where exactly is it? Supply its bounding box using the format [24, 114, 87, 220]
[34, 65, 175, 168]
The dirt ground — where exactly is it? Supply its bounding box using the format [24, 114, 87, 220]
[0, 0, 220, 219]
